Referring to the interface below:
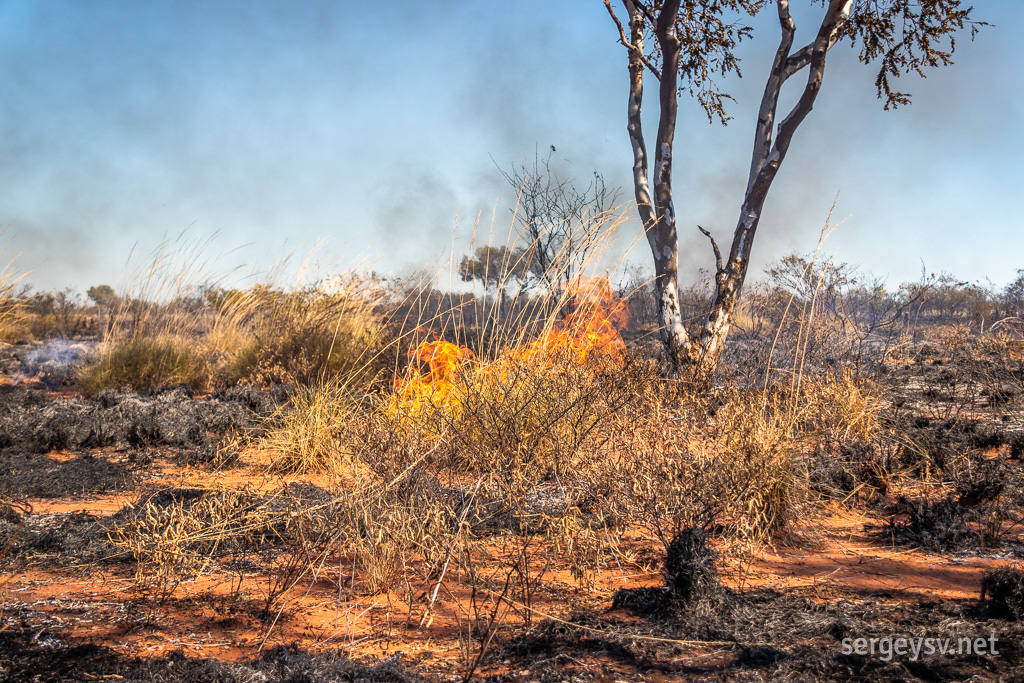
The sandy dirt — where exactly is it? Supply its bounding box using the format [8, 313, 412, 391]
[3, 346, 1024, 680]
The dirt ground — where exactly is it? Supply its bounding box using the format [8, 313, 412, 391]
[3, 339, 1024, 681]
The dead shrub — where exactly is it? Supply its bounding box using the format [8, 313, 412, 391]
[982, 566, 1024, 620]
[885, 457, 1024, 551]
[664, 527, 721, 604]
[108, 486, 303, 601]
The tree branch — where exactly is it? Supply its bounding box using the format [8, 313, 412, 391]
[604, 1, 662, 80]
[746, 0, 853, 206]
[697, 225, 723, 273]
[745, 0, 797, 194]
[772, 1, 852, 161]
[619, 0, 656, 232]
[631, 0, 657, 28]
[652, 0, 683, 200]
[697, 225, 724, 292]
[705, 0, 852, 351]
[783, 18, 848, 79]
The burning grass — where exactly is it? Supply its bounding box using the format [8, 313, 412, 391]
[388, 276, 636, 479]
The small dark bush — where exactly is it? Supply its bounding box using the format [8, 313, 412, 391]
[810, 440, 890, 502]
[955, 460, 1009, 508]
[1010, 434, 1024, 460]
[970, 426, 1009, 450]
[664, 527, 721, 604]
[982, 567, 1024, 620]
[611, 528, 724, 616]
[886, 496, 979, 551]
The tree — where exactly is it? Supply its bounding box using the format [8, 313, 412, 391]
[1002, 270, 1024, 319]
[604, 0, 984, 381]
[498, 147, 619, 293]
[457, 245, 531, 315]
[87, 284, 117, 306]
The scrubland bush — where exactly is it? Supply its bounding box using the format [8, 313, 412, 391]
[216, 277, 389, 387]
[595, 366, 882, 552]
[81, 333, 208, 393]
[394, 349, 632, 479]
[79, 240, 392, 394]
[255, 379, 366, 476]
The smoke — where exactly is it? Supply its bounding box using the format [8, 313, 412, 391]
[12, 339, 98, 387]
[370, 168, 460, 270]
[0, 0, 1018, 295]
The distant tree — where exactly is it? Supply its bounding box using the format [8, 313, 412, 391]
[87, 284, 117, 306]
[1003, 270, 1024, 318]
[603, 0, 986, 381]
[458, 245, 531, 319]
[765, 252, 859, 319]
[458, 246, 529, 291]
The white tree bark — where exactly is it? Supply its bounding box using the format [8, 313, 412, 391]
[695, 0, 853, 376]
[608, 0, 853, 382]
[613, 0, 695, 365]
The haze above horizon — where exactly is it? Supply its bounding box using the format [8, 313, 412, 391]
[1, 0, 1021, 295]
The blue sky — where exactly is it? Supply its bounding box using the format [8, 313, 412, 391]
[1, 0, 1021, 295]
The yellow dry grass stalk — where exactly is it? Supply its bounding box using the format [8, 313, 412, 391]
[0, 234, 30, 342]
[80, 237, 391, 393]
[254, 379, 371, 479]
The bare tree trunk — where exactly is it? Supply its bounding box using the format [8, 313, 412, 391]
[608, 0, 851, 383]
[686, 0, 853, 380]
[619, 0, 694, 367]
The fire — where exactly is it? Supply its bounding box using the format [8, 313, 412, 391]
[512, 276, 628, 367]
[391, 339, 474, 407]
[390, 276, 628, 414]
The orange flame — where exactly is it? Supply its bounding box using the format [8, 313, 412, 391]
[391, 276, 628, 413]
[392, 339, 474, 406]
[513, 276, 628, 366]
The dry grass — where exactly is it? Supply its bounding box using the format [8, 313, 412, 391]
[81, 332, 209, 393]
[254, 378, 367, 477]
[79, 240, 392, 394]
[0, 235, 30, 342]
[99, 211, 891, 619]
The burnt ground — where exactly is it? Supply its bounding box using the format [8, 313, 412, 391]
[0, 382, 291, 571]
[0, 383, 287, 460]
[4, 339, 1024, 680]
[5, 571, 1024, 681]
[497, 591, 1024, 682]
[0, 629, 420, 683]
